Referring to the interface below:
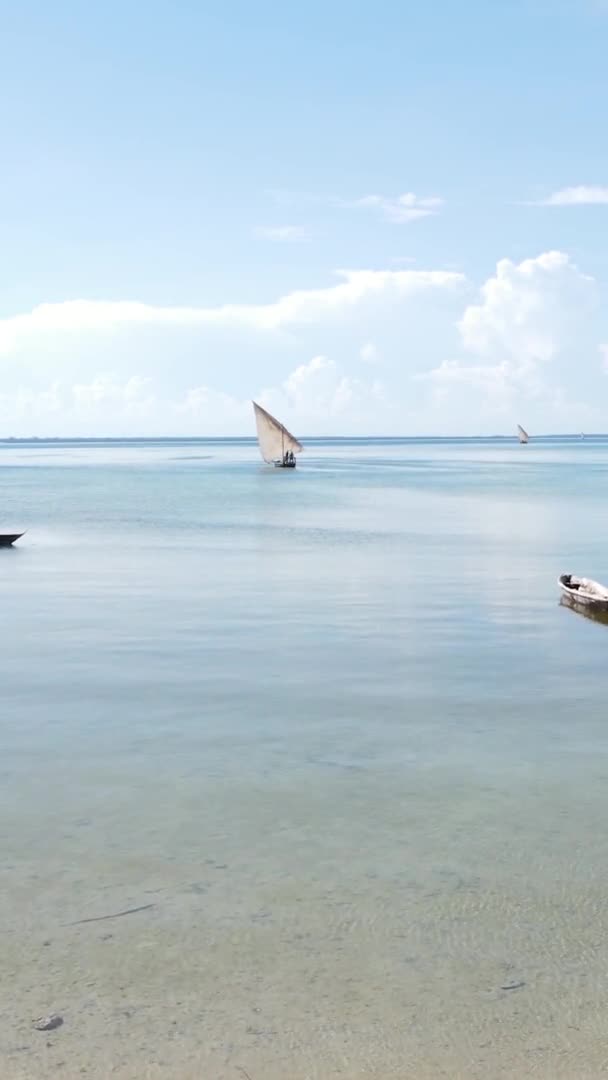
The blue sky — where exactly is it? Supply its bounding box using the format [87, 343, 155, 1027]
[1, 0, 607, 435]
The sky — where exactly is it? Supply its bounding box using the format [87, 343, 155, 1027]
[1, 0, 608, 436]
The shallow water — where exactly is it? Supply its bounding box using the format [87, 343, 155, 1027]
[2, 436, 608, 1079]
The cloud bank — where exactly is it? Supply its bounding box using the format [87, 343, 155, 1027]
[0, 253, 603, 436]
[0, 268, 462, 355]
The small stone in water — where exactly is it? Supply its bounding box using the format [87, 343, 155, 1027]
[33, 1015, 63, 1032]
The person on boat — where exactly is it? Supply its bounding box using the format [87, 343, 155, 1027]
[289, 451, 295, 464]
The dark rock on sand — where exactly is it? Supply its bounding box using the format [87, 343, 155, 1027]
[33, 1014, 63, 1031]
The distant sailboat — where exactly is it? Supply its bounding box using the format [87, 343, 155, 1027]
[517, 424, 529, 444]
[252, 401, 303, 468]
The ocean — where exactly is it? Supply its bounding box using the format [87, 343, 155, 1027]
[2, 436, 608, 1079]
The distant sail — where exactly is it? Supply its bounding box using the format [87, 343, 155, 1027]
[252, 401, 303, 464]
[517, 424, 529, 444]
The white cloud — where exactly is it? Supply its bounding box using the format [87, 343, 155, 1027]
[259, 355, 390, 433]
[5, 357, 388, 437]
[360, 342, 380, 364]
[0, 268, 463, 355]
[266, 189, 443, 224]
[538, 185, 608, 206]
[172, 385, 251, 433]
[415, 359, 515, 416]
[0, 375, 157, 433]
[418, 251, 598, 419]
[253, 225, 309, 242]
[0, 251, 604, 437]
[458, 251, 594, 366]
[346, 192, 444, 224]
[71, 375, 155, 416]
[0, 383, 64, 423]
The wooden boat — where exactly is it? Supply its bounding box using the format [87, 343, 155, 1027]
[0, 532, 24, 547]
[517, 424, 529, 444]
[252, 401, 303, 469]
[558, 574, 608, 609]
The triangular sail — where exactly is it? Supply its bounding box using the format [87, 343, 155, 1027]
[252, 401, 303, 463]
[517, 424, 529, 444]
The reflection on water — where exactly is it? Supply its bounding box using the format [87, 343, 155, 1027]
[2, 438, 608, 1079]
[560, 594, 608, 626]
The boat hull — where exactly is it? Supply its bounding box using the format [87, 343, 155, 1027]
[273, 461, 296, 469]
[0, 532, 24, 547]
[558, 574, 608, 609]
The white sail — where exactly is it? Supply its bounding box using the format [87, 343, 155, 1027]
[517, 424, 529, 444]
[252, 401, 303, 463]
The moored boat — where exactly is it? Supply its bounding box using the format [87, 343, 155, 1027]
[558, 573, 608, 609]
[0, 532, 24, 547]
[252, 401, 303, 469]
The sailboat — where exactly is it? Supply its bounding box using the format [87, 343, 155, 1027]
[517, 424, 529, 444]
[252, 401, 303, 469]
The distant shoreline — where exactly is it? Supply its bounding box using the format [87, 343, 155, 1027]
[0, 434, 603, 445]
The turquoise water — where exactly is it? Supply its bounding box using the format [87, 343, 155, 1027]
[2, 437, 608, 1079]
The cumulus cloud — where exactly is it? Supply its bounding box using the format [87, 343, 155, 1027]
[0, 375, 157, 433]
[538, 185, 608, 206]
[458, 251, 594, 366]
[172, 385, 251, 433]
[345, 192, 444, 224]
[259, 355, 390, 433]
[72, 374, 153, 411]
[0, 251, 603, 437]
[419, 251, 598, 419]
[0, 354, 394, 437]
[0, 268, 463, 354]
[253, 225, 309, 242]
[0, 383, 64, 424]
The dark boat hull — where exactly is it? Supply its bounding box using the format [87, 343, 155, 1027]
[273, 461, 296, 468]
[0, 532, 24, 547]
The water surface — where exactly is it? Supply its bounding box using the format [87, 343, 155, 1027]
[1, 437, 608, 1079]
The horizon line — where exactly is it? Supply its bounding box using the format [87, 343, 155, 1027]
[0, 433, 600, 443]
